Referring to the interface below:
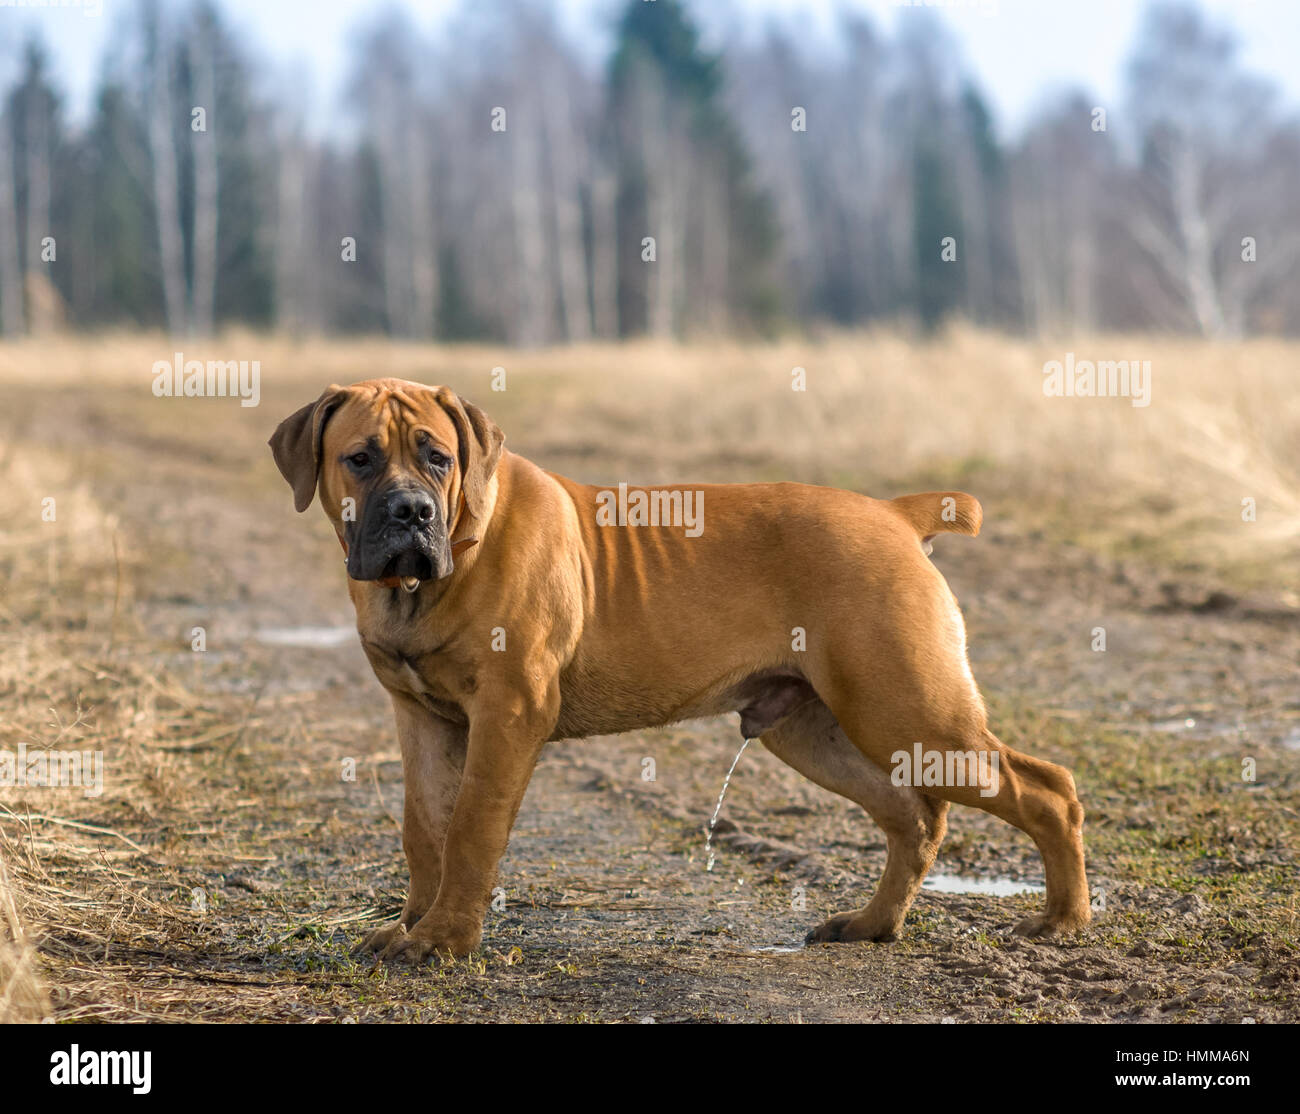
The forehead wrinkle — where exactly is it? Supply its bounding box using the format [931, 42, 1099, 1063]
[336, 382, 449, 462]
[389, 386, 456, 452]
[380, 390, 433, 463]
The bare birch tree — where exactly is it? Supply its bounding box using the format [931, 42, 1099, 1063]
[189, 9, 219, 336]
[0, 61, 24, 336]
[23, 59, 50, 321]
[1124, 3, 1287, 337]
[145, 3, 189, 334]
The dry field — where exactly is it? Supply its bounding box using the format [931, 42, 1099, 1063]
[0, 328, 1297, 1022]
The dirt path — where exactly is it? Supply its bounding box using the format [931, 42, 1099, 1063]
[3, 379, 1298, 1023]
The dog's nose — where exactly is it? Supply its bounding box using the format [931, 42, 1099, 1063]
[387, 490, 435, 525]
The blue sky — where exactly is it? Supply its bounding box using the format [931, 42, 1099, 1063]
[5, 0, 1299, 139]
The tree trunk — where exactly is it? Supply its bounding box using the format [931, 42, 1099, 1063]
[189, 21, 219, 337]
[407, 118, 437, 340]
[1170, 143, 1225, 337]
[0, 105, 24, 336]
[275, 129, 306, 335]
[542, 68, 590, 343]
[510, 97, 549, 346]
[149, 25, 189, 334]
[24, 83, 50, 298]
[590, 161, 617, 338]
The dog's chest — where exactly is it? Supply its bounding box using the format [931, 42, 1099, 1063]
[358, 624, 471, 724]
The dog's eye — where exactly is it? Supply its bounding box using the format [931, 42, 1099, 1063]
[427, 450, 450, 471]
[347, 452, 370, 470]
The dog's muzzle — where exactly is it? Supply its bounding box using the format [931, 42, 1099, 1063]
[345, 484, 454, 585]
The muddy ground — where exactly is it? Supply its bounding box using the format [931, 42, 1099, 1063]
[2, 365, 1298, 1023]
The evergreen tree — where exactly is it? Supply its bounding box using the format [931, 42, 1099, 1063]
[83, 79, 164, 327]
[607, 0, 778, 336]
[911, 132, 964, 333]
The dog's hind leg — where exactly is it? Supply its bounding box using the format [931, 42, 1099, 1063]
[807, 561, 1089, 939]
[761, 700, 948, 943]
[960, 726, 1090, 939]
[823, 688, 1090, 939]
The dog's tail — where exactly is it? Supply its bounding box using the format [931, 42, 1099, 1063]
[888, 492, 982, 551]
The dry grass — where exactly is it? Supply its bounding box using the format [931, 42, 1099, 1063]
[0, 444, 205, 1020]
[0, 853, 49, 1023]
[1, 325, 1294, 583]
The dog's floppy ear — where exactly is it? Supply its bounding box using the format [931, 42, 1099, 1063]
[268, 387, 349, 512]
[436, 390, 505, 520]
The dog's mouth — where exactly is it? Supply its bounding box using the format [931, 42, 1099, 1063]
[344, 493, 454, 589]
[373, 549, 434, 592]
[381, 549, 434, 581]
[346, 540, 444, 591]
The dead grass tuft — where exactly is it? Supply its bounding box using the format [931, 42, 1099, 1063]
[0, 851, 50, 1023]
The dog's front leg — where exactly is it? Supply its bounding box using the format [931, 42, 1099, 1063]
[357, 694, 466, 956]
[379, 690, 551, 963]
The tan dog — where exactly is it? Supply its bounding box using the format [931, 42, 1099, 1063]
[270, 379, 1089, 961]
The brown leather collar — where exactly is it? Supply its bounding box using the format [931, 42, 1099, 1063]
[339, 490, 478, 590]
[446, 488, 480, 558]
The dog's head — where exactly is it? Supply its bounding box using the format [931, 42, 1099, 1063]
[269, 380, 504, 587]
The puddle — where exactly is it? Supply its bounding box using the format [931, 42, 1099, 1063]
[253, 626, 355, 649]
[1150, 717, 1199, 733]
[1117, 716, 1257, 744]
[923, 872, 1044, 896]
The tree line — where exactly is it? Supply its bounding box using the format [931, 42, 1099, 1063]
[0, 0, 1295, 341]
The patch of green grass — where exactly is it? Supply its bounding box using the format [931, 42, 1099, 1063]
[984, 693, 1300, 956]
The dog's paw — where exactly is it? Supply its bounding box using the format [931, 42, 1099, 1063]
[377, 927, 443, 966]
[374, 914, 482, 965]
[1013, 909, 1090, 940]
[353, 920, 409, 956]
[805, 909, 900, 945]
